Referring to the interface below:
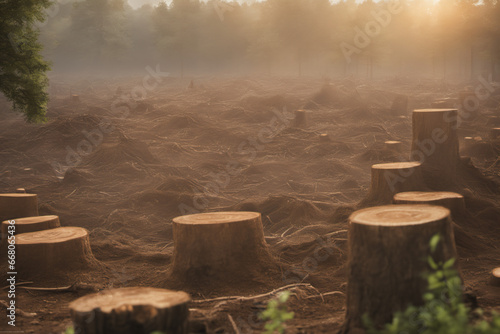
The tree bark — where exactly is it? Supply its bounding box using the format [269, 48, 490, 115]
[69, 287, 190, 334]
[361, 162, 425, 205]
[0, 193, 38, 222]
[411, 109, 460, 188]
[343, 204, 459, 332]
[16, 226, 95, 278]
[171, 212, 273, 280]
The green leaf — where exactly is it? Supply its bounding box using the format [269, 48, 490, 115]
[430, 234, 440, 253]
[443, 258, 456, 269]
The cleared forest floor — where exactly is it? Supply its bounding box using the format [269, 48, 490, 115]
[0, 76, 499, 333]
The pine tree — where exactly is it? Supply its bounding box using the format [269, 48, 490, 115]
[0, 0, 52, 123]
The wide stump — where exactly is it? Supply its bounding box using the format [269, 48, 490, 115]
[362, 162, 425, 205]
[16, 226, 95, 278]
[1, 215, 60, 242]
[171, 211, 271, 279]
[69, 287, 190, 334]
[411, 109, 460, 187]
[344, 205, 459, 332]
[0, 193, 38, 221]
[393, 191, 465, 217]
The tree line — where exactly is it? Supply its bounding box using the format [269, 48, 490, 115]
[37, 0, 500, 80]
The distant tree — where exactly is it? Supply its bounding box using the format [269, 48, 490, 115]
[0, 0, 52, 122]
[63, 0, 131, 70]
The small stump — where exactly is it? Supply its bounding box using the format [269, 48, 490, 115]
[69, 287, 190, 334]
[490, 128, 500, 140]
[16, 188, 26, 193]
[293, 109, 308, 128]
[344, 204, 459, 332]
[390, 94, 408, 115]
[319, 133, 330, 142]
[17, 227, 95, 278]
[0, 193, 38, 221]
[431, 99, 455, 108]
[1, 215, 60, 241]
[363, 162, 425, 205]
[384, 140, 403, 153]
[393, 191, 465, 217]
[171, 211, 272, 280]
[489, 268, 500, 287]
[71, 94, 80, 103]
[411, 109, 460, 186]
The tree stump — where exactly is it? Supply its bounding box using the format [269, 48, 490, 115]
[344, 204, 459, 332]
[319, 133, 330, 142]
[69, 287, 190, 334]
[390, 94, 408, 115]
[431, 99, 456, 109]
[393, 191, 465, 217]
[411, 109, 460, 187]
[489, 268, 500, 287]
[1, 215, 60, 242]
[0, 193, 38, 222]
[16, 227, 95, 278]
[362, 162, 425, 205]
[171, 211, 272, 280]
[490, 128, 500, 140]
[293, 109, 308, 128]
[16, 188, 26, 193]
[71, 94, 80, 103]
[384, 140, 403, 153]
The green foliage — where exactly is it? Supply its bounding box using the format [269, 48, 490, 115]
[364, 234, 500, 334]
[0, 0, 52, 123]
[64, 327, 74, 334]
[260, 291, 295, 334]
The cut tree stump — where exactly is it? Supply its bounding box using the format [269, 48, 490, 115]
[69, 287, 190, 334]
[390, 94, 408, 115]
[344, 204, 459, 332]
[171, 211, 272, 279]
[411, 109, 460, 187]
[384, 140, 403, 153]
[393, 191, 465, 217]
[16, 226, 95, 278]
[293, 110, 308, 128]
[16, 188, 26, 193]
[490, 128, 500, 140]
[0, 193, 38, 222]
[319, 133, 330, 142]
[489, 268, 500, 287]
[362, 162, 425, 205]
[71, 94, 80, 103]
[1, 215, 60, 242]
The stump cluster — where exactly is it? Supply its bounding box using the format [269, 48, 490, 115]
[69, 287, 190, 334]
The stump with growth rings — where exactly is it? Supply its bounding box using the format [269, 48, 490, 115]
[0, 193, 38, 221]
[1, 215, 60, 241]
[362, 162, 425, 205]
[69, 287, 190, 334]
[344, 204, 459, 332]
[393, 191, 465, 217]
[16, 226, 95, 278]
[384, 140, 403, 153]
[171, 211, 272, 280]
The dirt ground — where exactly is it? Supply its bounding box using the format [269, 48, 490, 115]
[0, 75, 499, 333]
